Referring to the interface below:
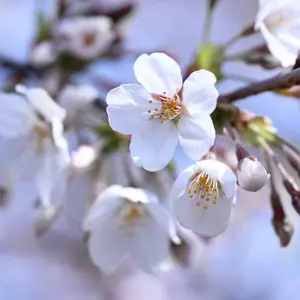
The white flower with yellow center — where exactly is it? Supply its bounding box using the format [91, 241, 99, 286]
[106, 53, 218, 171]
[56, 16, 115, 60]
[170, 160, 237, 238]
[83, 185, 179, 273]
[0, 85, 70, 206]
[255, 0, 300, 67]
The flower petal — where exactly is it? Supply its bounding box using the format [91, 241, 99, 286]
[169, 164, 194, 201]
[15, 85, 66, 122]
[257, 23, 296, 67]
[128, 218, 170, 272]
[178, 114, 215, 161]
[130, 120, 178, 171]
[173, 191, 233, 238]
[146, 201, 180, 244]
[134, 53, 182, 95]
[34, 147, 70, 207]
[83, 185, 124, 230]
[87, 214, 127, 272]
[106, 83, 151, 135]
[0, 93, 35, 138]
[183, 70, 218, 116]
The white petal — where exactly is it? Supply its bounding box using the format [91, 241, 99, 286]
[87, 214, 127, 272]
[257, 23, 296, 67]
[83, 185, 124, 230]
[106, 84, 151, 135]
[195, 159, 237, 200]
[51, 117, 68, 150]
[130, 120, 178, 171]
[146, 201, 180, 244]
[169, 164, 194, 201]
[256, 0, 287, 25]
[127, 219, 170, 272]
[173, 191, 232, 238]
[0, 93, 35, 138]
[34, 146, 70, 206]
[121, 187, 150, 204]
[134, 53, 182, 95]
[182, 70, 218, 116]
[16, 85, 66, 122]
[178, 114, 215, 161]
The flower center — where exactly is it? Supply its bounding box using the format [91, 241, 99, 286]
[33, 123, 52, 153]
[265, 10, 294, 29]
[119, 201, 149, 228]
[187, 171, 224, 210]
[147, 92, 182, 124]
[83, 32, 96, 46]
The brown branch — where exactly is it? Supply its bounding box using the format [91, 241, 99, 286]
[218, 68, 300, 103]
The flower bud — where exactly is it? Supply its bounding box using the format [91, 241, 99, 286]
[237, 156, 270, 192]
[31, 42, 56, 67]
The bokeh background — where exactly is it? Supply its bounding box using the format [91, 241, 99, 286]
[0, 0, 300, 299]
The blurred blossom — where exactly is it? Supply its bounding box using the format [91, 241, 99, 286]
[170, 159, 237, 238]
[56, 16, 115, 60]
[255, 0, 300, 67]
[106, 53, 217, 171]
[71, 145, 97, 170]
[237, 156, 270, 192]
[83, 185, 179, 273]
[57, 84, 98, 125]
[31, 41, 56, 67]
[0, 85, 70, 206]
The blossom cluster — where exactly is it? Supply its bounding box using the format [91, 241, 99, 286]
[1, 0, 300, 275]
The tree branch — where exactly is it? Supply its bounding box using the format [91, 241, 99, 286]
[218, 68, 300, 103]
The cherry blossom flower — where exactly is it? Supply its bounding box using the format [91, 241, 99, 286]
[83, 185, 179, 273]
[106, 53, 218, 171]
[237, 156, 270, 192]
[255, 0, 300, 67]
[56, 16, 115, 60]
[0, 85, 70, 206]
[170, 159, 237, 238]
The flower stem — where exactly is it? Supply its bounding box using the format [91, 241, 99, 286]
[222, 23, 255, 50]
[202, 2, 214, 44]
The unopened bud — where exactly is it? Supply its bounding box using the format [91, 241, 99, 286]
[272, 216, 294, 247]
[237, 156, 270, 192]
[31, 42, 56, 67]
[275, 158, 300, 216]
[270, 188, 294, 247]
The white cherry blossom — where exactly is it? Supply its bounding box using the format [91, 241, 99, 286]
[106, 53, 218, 171]
[0, 85, 70, 206]
[56, 16, 115, 60]
[255, 0, 300, 67]
[170, 159, 237, 238]
[83, 185, 179, 273]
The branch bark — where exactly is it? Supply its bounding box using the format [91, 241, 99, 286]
[218, 68, 300, 103]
